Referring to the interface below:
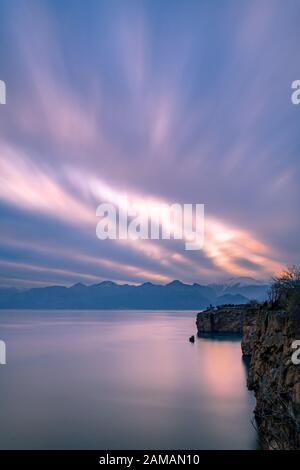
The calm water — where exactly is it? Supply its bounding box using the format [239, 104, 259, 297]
[0, 310, 257, 449]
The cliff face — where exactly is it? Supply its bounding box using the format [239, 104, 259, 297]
[196, 304, 258, 335]
[243, 309, 300, 449]
[241, 308, 258, 355]
[197, 302, 300, 449]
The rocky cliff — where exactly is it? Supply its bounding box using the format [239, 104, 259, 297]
[196, 303, 258, 335]
[197, 301, 300, 449]
[243, 308, 300, 449]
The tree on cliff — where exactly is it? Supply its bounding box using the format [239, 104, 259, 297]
[269, 265, 300, 307]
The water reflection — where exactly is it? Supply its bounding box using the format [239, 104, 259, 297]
[0, 310, 257, 449]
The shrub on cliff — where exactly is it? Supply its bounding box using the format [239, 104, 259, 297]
[269, 265, 300, 308]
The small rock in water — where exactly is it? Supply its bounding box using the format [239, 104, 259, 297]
[189, 335, 195, 343]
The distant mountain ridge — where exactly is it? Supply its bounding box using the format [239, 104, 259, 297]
[0, 277, 270, 310]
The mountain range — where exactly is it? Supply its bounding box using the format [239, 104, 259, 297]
[0, 277, 270, 310]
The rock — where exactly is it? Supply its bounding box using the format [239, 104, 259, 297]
[197, 303, 259, 336]
[241, 308, 259, 355]
[293, 382, 300, 406]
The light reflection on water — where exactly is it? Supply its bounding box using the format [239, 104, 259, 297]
[0, 310, 258, 449]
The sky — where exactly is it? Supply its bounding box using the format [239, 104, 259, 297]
[0, 0, 299, 287]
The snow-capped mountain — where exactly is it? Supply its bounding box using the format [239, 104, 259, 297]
[208, 276, 270, 301]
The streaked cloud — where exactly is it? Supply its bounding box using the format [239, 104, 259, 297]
[0, 0, 299, 286]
